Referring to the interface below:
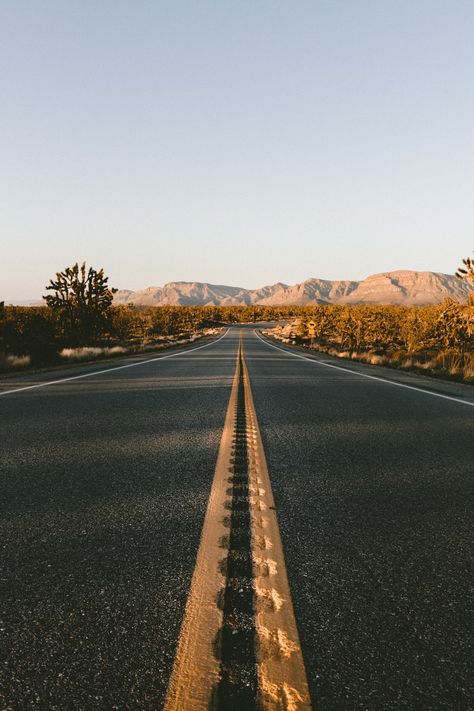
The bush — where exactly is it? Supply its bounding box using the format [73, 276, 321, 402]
[3, 307, 59, 366]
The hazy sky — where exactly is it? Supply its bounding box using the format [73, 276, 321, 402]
[1, 1, 472, 301]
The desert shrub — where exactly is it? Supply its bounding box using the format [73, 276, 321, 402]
[110, 305, 153, 343]
[4, 307, 59, 365]
[276, 299, 473, 383]
[436, 300, 472, 349]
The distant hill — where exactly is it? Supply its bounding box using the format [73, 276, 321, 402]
[114, 281, 289, 306]
[114, 271, 472, 307]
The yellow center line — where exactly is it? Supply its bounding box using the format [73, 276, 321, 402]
[164, 335, 312, 710]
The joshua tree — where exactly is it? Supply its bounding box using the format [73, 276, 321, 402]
[44, 262, 117, 345]
[456, 252, 474, 284]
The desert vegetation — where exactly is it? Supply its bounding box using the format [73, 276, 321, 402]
[266, 299, 474, 383]
[0, 300, 301, 372]
[1, 257, 473, 380]
[2, 299, 473, 382]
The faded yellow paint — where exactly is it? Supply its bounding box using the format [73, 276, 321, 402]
[163, 346, 241, 711]
[241, 352, 312, 711]
[164, 337, 312, 710]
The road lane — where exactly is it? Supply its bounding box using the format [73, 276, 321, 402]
[164, 340, 311, 711]
[254, 330, 474, 408]
[0, 331, 239, 710]
[0, 330, 229, 397]
[244, 329, 473, 710]
[1, 326, 473, 710]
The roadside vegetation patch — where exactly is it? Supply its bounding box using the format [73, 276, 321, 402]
[264, 300, 474, 384]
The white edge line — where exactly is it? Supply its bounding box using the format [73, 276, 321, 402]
[0, 330, 229, 397]
[254, 330, 474, 409]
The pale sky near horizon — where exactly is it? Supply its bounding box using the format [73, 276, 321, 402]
[1, 0, 472, 302]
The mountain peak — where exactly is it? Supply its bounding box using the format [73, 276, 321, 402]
[114, 271, 472, 307]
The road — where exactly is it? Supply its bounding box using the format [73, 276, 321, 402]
[1, 327, 473, 710]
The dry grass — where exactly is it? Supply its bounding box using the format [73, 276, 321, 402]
[335, 348, 473, 382]
[368, 354, 387, 365]
[5, 354, 31, 369]
[0, 328, 220, 376]
[60, 346, 128, 361]
[418, 359, 437, 370]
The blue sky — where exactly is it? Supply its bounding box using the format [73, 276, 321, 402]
[1, 0, 472, 301]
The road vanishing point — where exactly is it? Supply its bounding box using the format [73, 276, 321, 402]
[1, 327, 473, 710]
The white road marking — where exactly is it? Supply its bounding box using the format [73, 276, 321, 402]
[254, 331, 474, 409]
[0, 330, 229, 397]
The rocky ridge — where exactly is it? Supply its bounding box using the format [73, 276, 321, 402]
[114, 271, 472, 307]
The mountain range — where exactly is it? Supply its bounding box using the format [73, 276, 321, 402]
[114, 270, 472, 307]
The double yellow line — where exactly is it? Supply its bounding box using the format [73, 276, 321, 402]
[164, 337, 312, 710]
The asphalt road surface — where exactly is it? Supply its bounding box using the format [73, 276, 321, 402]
[1, 327, 473, 710]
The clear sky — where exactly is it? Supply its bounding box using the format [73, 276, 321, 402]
[1, 1, 472, 301]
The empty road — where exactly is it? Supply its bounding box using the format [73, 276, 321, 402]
[1, 328, 473, 710]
